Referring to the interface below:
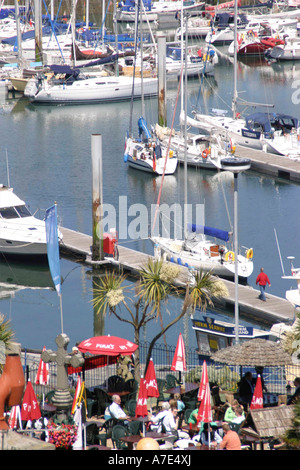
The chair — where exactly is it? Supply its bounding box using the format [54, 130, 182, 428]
[94, 388, 111, 416]
[229, 422, 241, 435]
[128, 419, 142, 436]
[124, 378, 139, 393]
[85, 423, 100, 446]
[156, 378, 169, 406]
[107, 375, 125, 392]
[45, 390, 55, 404]
[184, 408, 194, 424]
[95, 418, 114, 446]
[112, 424, 129, 449]
[126, 399, 137, 417]
[165, 374, 179, 389]
[182, 388, 198, 410]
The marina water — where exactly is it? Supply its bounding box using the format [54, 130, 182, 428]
[0, 38, 299, 352]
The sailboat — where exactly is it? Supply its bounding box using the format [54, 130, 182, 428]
[283, 256, 300, 309]
[150, 3, 253, 280]
[124, 1, 177, 176]
[191, 1, 300, 159]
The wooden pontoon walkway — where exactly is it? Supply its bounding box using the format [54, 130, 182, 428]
[60, 227, 296, 327]
[235, 145, 300, 183]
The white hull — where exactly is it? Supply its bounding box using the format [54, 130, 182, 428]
[117, 2, 203, 23]
[152, 236, 254, 279]
[24, 75, 158, 104]
[124, 137, 178, 175]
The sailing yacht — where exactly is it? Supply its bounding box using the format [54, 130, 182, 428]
[191, 0, 300, 159]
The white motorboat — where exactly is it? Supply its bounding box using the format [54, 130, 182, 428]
[24, 66, 158, 104]
[124, 118, 178, 175]
[117, 0, 204, 23]
[152, 224, 254, 279]
[165, 43, 216, 78]
[0, 185, 60, 258]
[266, 34, 300, 61]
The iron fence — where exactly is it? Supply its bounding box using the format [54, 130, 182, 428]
[22, 343, 300, 401]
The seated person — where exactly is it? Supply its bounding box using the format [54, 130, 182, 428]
[224, 399, 240, 422]
[108, 394, 130, 425]
[162, 399, 189, 440]
[218, 423, 241, 450]
[231, 405, 245, 425]
[148, 402, 170, 432]
[197, 423, 222, 447]
[187, 402, 201, 425]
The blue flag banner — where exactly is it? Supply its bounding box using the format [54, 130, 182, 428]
[45, 205, 61, 296]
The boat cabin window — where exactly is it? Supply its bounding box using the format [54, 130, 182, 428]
[0, 205, 31, 219]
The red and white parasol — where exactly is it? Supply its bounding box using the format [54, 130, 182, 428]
[198, 360, 208, 401]
[35, 346, 49, 385]
[197, 381, 212, 424]
[78, 335, 138, 357]
[71, 376, 83, 415]
[21, 380, 41, 422]
[250, 375, 264, 410]
[135, 377, 148, 418]
[8, 406, 22, 430]
[145, 358, 159, 398]
[171, 333, 187, 373]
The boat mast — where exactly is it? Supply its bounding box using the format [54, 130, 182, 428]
[232, 0, 238, 119]
[183, 11, 188, 241]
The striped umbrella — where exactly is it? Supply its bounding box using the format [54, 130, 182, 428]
[8, 406, 22, 430]
[35, 346, 49, 386]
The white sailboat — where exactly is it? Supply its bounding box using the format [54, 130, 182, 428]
[283, 256, 300, 309]
[151, 3, 253, 280]
[124, 3, 177, 176]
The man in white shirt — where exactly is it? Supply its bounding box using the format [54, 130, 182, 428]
[109, 394, 130, 424]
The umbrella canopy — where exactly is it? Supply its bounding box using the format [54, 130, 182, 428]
[145, 358, 159, 398]
[78, 335, 138, 357]
[21, 380, 41, 421]
[171, 333, 187, 372]
[197, 381, 212, 424]
[8, 406, 22, 430]
[135, 377, 148, 418]
[198, 360, 208, 401]
[250, 375, 264, 410]
[211, 338, 292, 366]
[35, 346, 49, 385]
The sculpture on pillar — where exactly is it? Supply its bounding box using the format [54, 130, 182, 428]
[42, 334, 84, 421]
[0, 343, 25, 430]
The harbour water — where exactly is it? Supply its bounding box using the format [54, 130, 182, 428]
[0, 33, 300, 352]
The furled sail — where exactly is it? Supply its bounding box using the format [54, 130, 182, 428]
[187, 223, 230, 242]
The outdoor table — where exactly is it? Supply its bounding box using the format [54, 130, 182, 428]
[119, 434, 142, 450]
[166, 383, 199, 395]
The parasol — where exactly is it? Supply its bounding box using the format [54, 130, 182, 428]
[78, 335, 138, 357]
[35, 346, 49, 386]
[135, 377, 148, 418]
[21, 380, 41, 422]
[145, 358, 159, 398]
[198, 360, 208, 401]
[171, 333, 186, 383]
[197, 381, 212, 425]
[211, 338, 292, 366]
[250, 375, 264, 410]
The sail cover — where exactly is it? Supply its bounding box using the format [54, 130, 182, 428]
[187, 224, 230, 242]
[138, 117, 151, 140]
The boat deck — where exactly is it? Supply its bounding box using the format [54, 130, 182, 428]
[60, 227, 296, 327]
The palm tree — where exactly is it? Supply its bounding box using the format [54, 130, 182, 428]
[0, 314, 14, 373]
[92, 259, 228, 381]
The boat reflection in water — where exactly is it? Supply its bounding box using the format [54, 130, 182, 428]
[0, 258, 54, 297]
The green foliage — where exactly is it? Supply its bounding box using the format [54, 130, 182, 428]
[0, 314, 14, 373]
[185, 364, 240, 391]
[282, 400, 300, 449]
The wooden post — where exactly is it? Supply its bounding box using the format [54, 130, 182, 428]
[91, 134, 104, 261]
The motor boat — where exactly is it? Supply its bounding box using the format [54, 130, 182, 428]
[0, 185, 60, 257]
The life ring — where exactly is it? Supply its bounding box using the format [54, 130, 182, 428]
[246, 248, 253, 259]
[225, 251, 235, 262]
[202, 148, 210, 159]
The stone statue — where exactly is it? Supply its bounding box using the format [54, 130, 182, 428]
[42, 333, 84, 422]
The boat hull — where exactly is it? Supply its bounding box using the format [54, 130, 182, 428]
[24, 76, 158, 104]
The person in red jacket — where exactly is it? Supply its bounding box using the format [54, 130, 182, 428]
[256, 267, 271, 301]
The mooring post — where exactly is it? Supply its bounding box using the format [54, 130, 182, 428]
[91, 134, 104, 261]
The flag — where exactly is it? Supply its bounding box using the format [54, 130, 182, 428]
[45, 204, 61, 296]
[250, 375, 264, 410]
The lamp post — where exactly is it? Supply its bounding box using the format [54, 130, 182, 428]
[220, 158, 251, 344]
